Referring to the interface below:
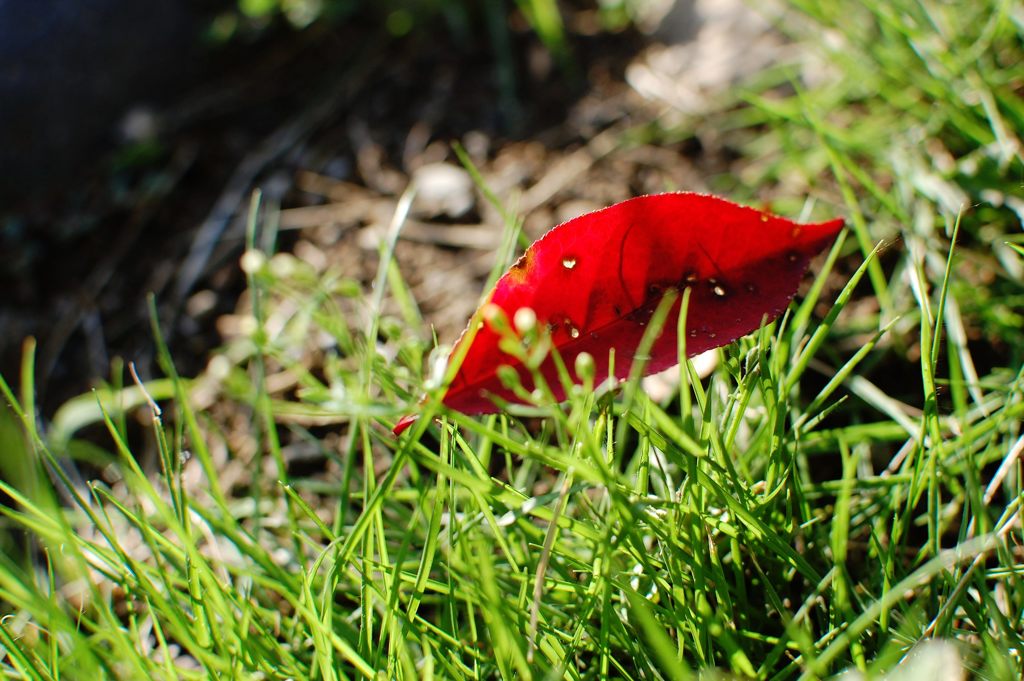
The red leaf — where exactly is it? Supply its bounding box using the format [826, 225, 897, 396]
[395, 192, 843, 435]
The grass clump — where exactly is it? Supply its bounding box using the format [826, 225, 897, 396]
[1, 0, 1023, 678]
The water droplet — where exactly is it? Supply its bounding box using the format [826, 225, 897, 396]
[745, 283, 757, 294]
[787, 251, 799, 263]
[562, 256, 577, 270]
[713, 285, 726, 297]
[688, 329, 697, 338]
[685, 272, 699, 283]
[570, 327, 580, 339]
[708, 332, 717, 339]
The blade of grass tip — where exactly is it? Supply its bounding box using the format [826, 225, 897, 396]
[365, 183, 415, 390]
[18, 338, 38, 447]
[147, 294, 229, 511]
[244, 192, 304, 547]
[47, 378, 178, 455]
[244, 189, 289, 489]
[788, 226, 848, 347]
[515, 0, 574, 76]
[929, 215, 983, 419]
[131, 362, 196, 551]
[677, 287, 694, 431]
[93, 397, 182, 531]
[796, 84, 891, 314]
[282, 483, 337, 541]
[385, 255, 424, 331]
[786, 240, 883, 394]
[793, 316, 901, 434]
[527, 467, 573, 664]
[614, 289, 679, 463]
[930, 208, 965, 398]
[454, 140, 528, 260]
[943, 295, 986, 416]
[911, 240, 945, 561]
[983, 434, 1024, 507]
[107, 356, 128, 455]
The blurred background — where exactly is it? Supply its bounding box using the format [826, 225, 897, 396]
[1, 0, 761, 413]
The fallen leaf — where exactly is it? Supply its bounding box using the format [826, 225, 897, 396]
[395, 192, 843, 434]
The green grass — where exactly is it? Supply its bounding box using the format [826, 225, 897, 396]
[2, 0, 1023, 678]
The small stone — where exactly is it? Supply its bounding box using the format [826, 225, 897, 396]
[411, 162, 475, 218]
